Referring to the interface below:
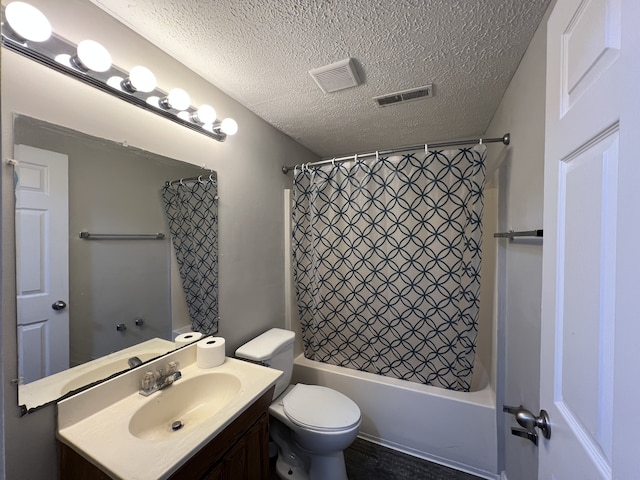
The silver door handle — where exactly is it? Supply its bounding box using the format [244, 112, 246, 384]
[504, 405, 551, 440]
[51, 300, 67, 311]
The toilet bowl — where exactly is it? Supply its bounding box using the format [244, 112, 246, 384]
[235, 328, 361, 480]
[270, 384, 361, 479]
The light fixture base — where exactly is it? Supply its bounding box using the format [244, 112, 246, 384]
[1, 6, 230, 143]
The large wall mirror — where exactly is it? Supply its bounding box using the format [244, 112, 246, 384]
[14, 114, 216, 411]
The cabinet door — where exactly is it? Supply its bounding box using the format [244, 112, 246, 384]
[202, 462, 224, 480]
[223, 414, 269, 479]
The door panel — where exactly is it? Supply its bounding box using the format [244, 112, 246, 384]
[561, 0, 620, 111]
[541, 0, 639, 477]
[15, 144, 69, 383]
[557, 129, 617, 472]
[17, 322, 48, 384]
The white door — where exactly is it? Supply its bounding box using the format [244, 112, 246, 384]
[540, 0, 640, 478]
[15, 144, 69, 383]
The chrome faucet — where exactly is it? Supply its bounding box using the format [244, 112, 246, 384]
[139, 361, 182, 396]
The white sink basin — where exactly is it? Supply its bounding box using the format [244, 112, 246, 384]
[57, 349, 282, 480]
[128, 373, 241, 440]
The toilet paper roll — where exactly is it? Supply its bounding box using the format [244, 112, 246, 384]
[197, 337, 226, 368]
[175, 331, 204, 348]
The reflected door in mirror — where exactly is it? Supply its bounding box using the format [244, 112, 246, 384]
[15, 144, 70, 383]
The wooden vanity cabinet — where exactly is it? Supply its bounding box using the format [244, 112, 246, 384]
[58, 386, 274, 480]
[200, 414, 268, 480]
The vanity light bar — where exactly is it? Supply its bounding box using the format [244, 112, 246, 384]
[0, 3, 238, 142]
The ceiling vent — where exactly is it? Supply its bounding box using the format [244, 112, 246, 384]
[309, 58, 361, 94]
[373, 84, 434, 107]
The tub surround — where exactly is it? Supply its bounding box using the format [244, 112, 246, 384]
[292, 354, 498, 479]
[57, 341, 282, 479]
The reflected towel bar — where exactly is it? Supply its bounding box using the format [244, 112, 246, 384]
[79, 232, 165, 240]
[493, 229, 543, 239]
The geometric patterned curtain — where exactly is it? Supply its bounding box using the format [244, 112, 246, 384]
[161, 176, 219, 335]
[292, 146, 485, 391]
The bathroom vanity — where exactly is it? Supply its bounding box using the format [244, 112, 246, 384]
[58, 387, 272, 479]
[56, 342, 281, 480]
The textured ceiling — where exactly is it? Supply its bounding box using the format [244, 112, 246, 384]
[90, 0, 551, 157]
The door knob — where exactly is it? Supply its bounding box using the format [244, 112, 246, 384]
[504, 405, 551, 440]
[51, 300, 67, 311]
[515, 408, 551, 439]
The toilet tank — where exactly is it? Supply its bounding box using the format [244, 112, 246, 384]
[235, 328, 295, 399]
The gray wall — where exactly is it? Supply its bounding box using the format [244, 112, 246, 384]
[0, 0, 317, 477]
[484, 3, 552, 479]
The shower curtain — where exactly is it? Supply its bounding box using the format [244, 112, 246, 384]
[292, 146, 485, 391]
[162, 177, 219, 335]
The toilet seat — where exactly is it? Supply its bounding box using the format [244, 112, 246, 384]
[282, 384, 361, 431]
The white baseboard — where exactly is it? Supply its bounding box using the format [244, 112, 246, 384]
[501, 471, 509, 480]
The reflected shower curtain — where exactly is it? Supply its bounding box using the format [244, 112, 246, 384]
[292, 146, 485, 391]
[162, 178, 219, 335]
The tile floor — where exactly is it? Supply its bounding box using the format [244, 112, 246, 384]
[270, 437, 485, 480]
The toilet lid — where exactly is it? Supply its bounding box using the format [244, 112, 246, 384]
[282, 384, 361, 431]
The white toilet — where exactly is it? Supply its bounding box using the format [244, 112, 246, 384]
[235, 328, 361, 480]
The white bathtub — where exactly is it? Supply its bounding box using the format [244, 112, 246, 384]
[292, 354, 498, 479]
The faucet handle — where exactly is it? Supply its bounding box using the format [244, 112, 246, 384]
[166, 361, 179, 375]
[141, 371, 155, 392]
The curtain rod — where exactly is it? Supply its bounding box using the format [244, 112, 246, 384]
[165, 172, 217, 186]
[281, 133, 510, 174]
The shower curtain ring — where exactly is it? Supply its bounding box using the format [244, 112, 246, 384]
[332, 158, 336, 167]
[375, 151, 379, 161]
[425, 144, 428, 154]
[197, 175, 203, 183]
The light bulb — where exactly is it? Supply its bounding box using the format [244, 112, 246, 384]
[5, 2, 51, 42]
[146, 96, 161, 108]
[107, 76, 124, 90]
[54, 54, 72, 67]
[161, 88, 191, 111]
[220, 118, 238, 136]
[75, 40, 112, 72]
[123, 66, 157, 93]
[191, 105, 216, 124]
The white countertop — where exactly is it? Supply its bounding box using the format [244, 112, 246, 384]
[57, 342, 281, 480]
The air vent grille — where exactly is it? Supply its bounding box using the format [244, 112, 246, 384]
[373, 84, 433, 107]
[309, 58, 361, 94]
